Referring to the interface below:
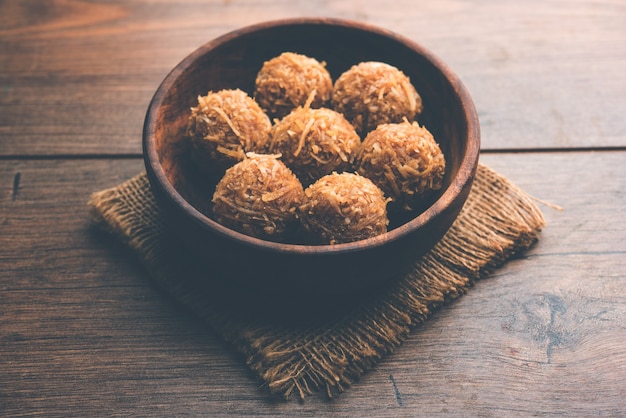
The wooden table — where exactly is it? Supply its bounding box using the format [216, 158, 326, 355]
[2, 1, 625, 415]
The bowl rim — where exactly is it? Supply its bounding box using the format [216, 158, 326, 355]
[143, 17, 480, 256]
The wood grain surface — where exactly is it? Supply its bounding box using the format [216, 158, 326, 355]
[1, 0, 625, 416]
[1, 0, 625, 155]
[1, 153, 625, 415]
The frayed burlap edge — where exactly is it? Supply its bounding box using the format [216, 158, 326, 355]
[88, 163, 546, 400]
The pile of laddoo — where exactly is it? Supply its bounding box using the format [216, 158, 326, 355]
[185, 52, 446, 244]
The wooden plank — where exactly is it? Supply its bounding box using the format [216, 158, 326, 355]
[380, 151, 626, 416]
[0, 159, 261, 415]
[0, 152, 624, 415]
[1, 0, 625, 155]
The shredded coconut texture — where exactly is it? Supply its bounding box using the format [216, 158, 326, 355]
[212, 154, 305, 241]
[186, 89, 271, 175]
[332, 61, 422, 136]
[269, 106, 360, 185]
[255, 52, 333, 119]
[355, 121, 445, 211]
[299, 172, 389, 245]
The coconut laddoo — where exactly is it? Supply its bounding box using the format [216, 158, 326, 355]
[332, 61, 422, 136]
[186, 89, 271, 176]
[354, 121, 446, 211]
[211, 154, 304, 241]
[268, 105, 360, 184]
[299, 172, 389, 245]
[255, 52, 333, 119]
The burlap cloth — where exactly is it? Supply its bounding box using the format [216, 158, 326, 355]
[88, 163, 545, 400]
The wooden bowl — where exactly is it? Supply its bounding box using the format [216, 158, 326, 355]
[143, 18, 480, 295]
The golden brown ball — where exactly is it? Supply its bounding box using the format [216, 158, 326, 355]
[332, 61, 422, 136]
[255, 52, 333, 119]
[268, 106, 360, 185]
[212, 154, 304, 241]
[186, 89, 271, 176]
[299, 172, 389, 245]
[354, 121, 446, 211]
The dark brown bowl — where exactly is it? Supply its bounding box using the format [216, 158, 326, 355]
[143, 18, 480, 296]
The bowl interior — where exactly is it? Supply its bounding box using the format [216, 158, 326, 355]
[145, 18, 479, 254]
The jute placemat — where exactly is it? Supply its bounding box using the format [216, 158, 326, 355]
[88, 163, 545, 400]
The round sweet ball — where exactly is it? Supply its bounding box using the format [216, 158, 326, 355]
[332, 61, 422, 136]
[212, 154, 305, 241]
[255, 52, 333, 119]
[354, 121, 446, 211]
[186, 89, 271, 176]
[269, 106, 360, 184]
[299, 172, 389, 245]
